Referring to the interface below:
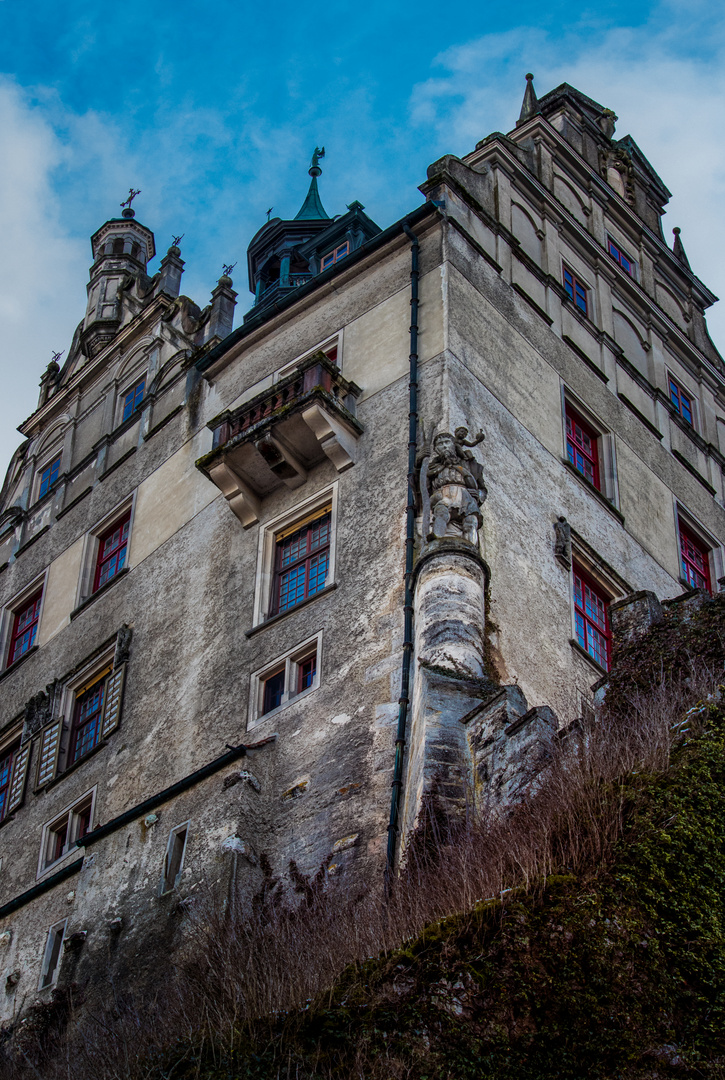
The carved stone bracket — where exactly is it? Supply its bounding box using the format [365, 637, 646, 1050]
[208, 461, 262, 529]
[301, 402, 356, 473]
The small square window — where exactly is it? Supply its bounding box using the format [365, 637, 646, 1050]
[39, 793, 94, 874]
[93, 511, 131, 592]
[679, 521, 711, 593]
[38, 455, 61, 499]
[573, 564, 612, 671]
[8, 590, 43, 666]
[121, 378, 145, 422]
[668, 377, 694, 426]
[607, 237, 636, 277]
[565, 404, 600, 490]
[563, 267, 589, 316]
[251, 635, 321, 726]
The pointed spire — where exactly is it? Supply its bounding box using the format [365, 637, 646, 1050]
[517, 73, 540, 127]
[294, 147, 330, 220]
[672, 227, 691, 271]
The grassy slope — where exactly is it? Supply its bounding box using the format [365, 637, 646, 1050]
[176, 597, 725, 1079]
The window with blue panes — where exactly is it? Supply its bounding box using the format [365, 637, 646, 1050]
[122, 378, 145, 422]
[38, 456, 61, 498]
[0, 747, 14, 820]
[607, 237, 635, 277]
[563, 268, 589, 316]
[668, 377, 693, 425]
[272, 508, 331, 616]
[573, 565, 611, 671]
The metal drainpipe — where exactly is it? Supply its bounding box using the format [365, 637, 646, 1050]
[385, 222, 419, 886]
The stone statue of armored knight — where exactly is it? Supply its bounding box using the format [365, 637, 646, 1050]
[420, 426, 487, 545]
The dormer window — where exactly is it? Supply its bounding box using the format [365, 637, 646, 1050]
[320, 242, 349, 271]
[607, 237, 636, 277]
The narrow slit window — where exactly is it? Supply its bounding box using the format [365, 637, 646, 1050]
[9, 590, 42, 666]
[563, 268, 589, 316]
[162, 826, 188, 893]
[298, 654, 316, 694]
[679, 523, 711, 593]
[39, 921, 66, 989]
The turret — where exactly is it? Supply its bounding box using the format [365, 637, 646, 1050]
[81, 192, 156, 358]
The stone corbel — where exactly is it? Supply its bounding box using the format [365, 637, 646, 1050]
[301, 403, 357, 473]
[208, 461, 261, 529]
[255, 434, 307, 489]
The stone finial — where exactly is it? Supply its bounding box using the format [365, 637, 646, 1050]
[517, 73, 540, 127]
[672, 227, 692, 271]
[158, 243, 185, 299]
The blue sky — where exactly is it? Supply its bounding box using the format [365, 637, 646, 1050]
[1, 0, 724, 473]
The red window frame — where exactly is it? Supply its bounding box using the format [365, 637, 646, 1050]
[563, 268, 589, 316]
[573, 565, 612, 671]
[8, 590, 43, 666]
[669, 378, 693, 425]
[297, 654, 317, 694]
[320, 242, 349, 271]
[0, 747, 15, 820]
[272, 510, 331, 616]
[679, 523, 711, 593]
[262, 669, 286, 715]
[566, 404, 600, 490]
[38, 455, 61, 499]
[122, 379, 145, 422]
[70, 678, 106, 764]
[94, 511, 131, 592]
[607, 238, 635, 277]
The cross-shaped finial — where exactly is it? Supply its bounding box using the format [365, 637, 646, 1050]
[51, 350, 64, 365]
[266, 207, 273, 221]
[120, 188, 141, 209]
[171, 233, 184, 247]
[222, 262, 236, 276]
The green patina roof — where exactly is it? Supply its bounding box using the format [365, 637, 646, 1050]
[294, 174, 330, 220]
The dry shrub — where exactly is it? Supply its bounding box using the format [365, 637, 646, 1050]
[2, 658, 721, 1080]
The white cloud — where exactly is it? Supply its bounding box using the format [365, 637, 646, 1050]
[410, 17, 725, 350]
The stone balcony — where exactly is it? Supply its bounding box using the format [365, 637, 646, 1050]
[196, 352, 362, 527]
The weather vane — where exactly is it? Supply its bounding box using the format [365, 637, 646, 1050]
[50, 350, 64, 365]
[266, 207, 273, 221]
[120, 188, 141, 209]
[222, 262, 236, 276]
[171, 233, 184, 247]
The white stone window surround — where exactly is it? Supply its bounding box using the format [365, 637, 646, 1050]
[274, 329, 343, 382]
[560, 385, 620, 509]
[75, 491, 137, 609]
[160, 820, 190, 895]
[38, 917, 68, 990]
[248, 631, 323, 730]
[251, 481, 339, 627]
[0, 569, 49, 670]
[36, 786, 96, 881]
[674, 500, 723, 589]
